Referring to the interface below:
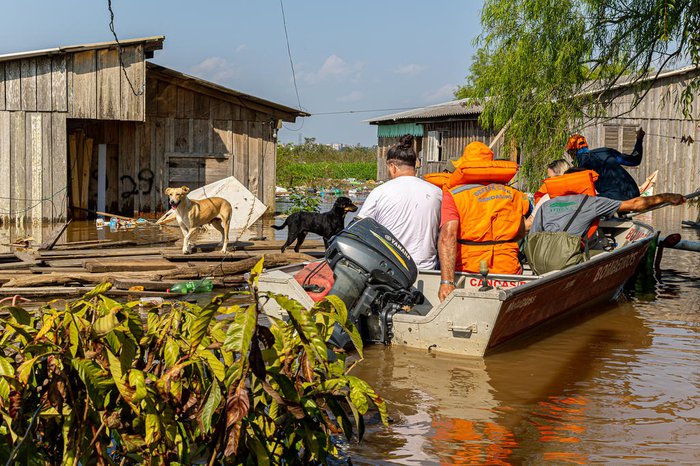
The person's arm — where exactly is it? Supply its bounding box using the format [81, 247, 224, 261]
[618, 192, 685, 213]
[616, 127, 645, 167]
[438, 220, 458, 302]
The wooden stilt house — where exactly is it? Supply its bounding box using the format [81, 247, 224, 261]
[0, 36, 307, 223]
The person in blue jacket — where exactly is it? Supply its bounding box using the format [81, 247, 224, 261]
[566, 128, 645, 200]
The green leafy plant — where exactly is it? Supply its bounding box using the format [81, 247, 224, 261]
[0, 258, 387, 465]
[277, 139, 377, 188]
[284, 192, 321, 215]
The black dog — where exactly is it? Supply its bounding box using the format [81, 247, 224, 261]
[273, 197, 358, 252]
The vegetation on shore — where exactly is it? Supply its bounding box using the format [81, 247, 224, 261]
[277, 138, 377, 188]
[0, 258, 386, 465]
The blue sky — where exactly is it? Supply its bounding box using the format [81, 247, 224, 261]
[0, 1, 483, 146]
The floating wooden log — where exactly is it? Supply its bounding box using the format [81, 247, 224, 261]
[2, 272, 152, 288]
[161, 249, 325, 262]
[83, 258, 178, 273]
[154, 252, 314, 280]
[38, 247, 167, 260]
[0, 260, 42, 270]
[54, 240, 138, 251]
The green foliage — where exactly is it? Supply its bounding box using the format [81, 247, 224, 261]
[277, 139, 377, 187]
[0, 258, 386, 465]
[459, 0, 700, 190]
[285, 192, 321, 215]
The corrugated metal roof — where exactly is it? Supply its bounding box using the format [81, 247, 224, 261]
[580, 65, 700, 96]
[0, 36, 165, 63]
[147, 63, 309, 119]
[367, 98, 482, 124]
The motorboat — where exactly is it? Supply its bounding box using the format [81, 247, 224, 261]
[257, 217, 656, 357]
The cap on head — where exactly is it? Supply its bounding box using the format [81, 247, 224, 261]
[451, 141, 494, 168]
[566, 134, 588, 151]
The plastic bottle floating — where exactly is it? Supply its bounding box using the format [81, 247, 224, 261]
[168, 279, 214, 294]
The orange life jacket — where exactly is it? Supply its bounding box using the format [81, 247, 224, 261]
[534, 184, 548, 205]
[543, 170, 600, 238]
[423, 161, 517, 190]
[423, 172, 451, 188]
[450, 183, 529, 275]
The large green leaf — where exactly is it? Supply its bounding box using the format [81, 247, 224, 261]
[16, 354, 41, 385]
[0, 356, 15, 377]
[223, 303, 257, 355]
[326, 397, 354, 440]
[105, 349, 136, 408]
[164, 338, 179, 368]
[346, 375, 388, 425]
[189, 294, 230, 353]
[198, 349, 225, 382]
[7, 306, 31, 326]
[319, 296, 363, 358]
[72, 359, 112, 408]
[248, 257, 265, 287]
[0, 378, 8, 402]
[92, 312, 119, 337]
[83, 282, 112, 300]
[64, 314, 80, 357]
[145, 413, 160, 445]
[200, 382, 222, 434]
[269, 293, 327, 364]
[128, 370, 147, 402]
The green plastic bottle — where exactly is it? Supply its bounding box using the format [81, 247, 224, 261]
[168, 279, 214, 294]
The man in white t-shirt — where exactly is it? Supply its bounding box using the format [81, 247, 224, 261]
[356, 135, 442, 269]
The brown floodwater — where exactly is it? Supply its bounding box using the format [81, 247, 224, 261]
[2, 199, 698, 464]
[346, 206, 700, 465]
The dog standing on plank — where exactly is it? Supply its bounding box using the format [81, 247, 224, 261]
[165, 186, 233, 254]
[273, 196, 358, 252]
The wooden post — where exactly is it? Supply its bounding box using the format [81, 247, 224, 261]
[97, 144, 107, 215]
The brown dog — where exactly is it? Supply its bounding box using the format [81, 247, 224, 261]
[164, 186, 233, 254]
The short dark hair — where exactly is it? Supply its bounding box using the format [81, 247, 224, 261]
[386, 134, 417, 167]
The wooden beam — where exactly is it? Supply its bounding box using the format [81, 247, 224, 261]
[39, 220, 71, 250]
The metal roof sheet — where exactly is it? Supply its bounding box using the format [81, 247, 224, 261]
[147, 63, 309, 118]
[0, 36, 165, 63]
[367, 98, 482, 124]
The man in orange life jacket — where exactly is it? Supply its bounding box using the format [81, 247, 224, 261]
[438, 142, 532, 302]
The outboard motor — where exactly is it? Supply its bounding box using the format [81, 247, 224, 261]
[325, 218, 423, 349]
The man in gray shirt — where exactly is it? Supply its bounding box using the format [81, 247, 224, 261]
[531, 192, 685, 246]
[527, 191, 684, 274]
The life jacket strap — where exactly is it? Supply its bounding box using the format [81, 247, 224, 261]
[457, 239, 517, 246]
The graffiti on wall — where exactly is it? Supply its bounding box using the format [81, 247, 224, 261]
[121, 168, 155, 199]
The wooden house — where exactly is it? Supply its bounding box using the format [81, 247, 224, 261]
[578, 66, 700, 196]
[368, 99, 510, 180]
[370, 68, 700, 194]
[0, 36, 307, 223]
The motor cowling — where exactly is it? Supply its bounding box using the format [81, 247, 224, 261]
[324, 218, 421, 348]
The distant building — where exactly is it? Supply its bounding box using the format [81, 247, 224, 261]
[369, 68, 700, 193]
[0, 36, 307, 223]
[367, 99, 511, 181]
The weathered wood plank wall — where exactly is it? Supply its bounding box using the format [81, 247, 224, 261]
[146, 73, 279, 213]
[375, 120, 499, 180]
[582, 72, 700, 197]
[0, 111, 68, 223]
[0, 44, 146, 222]
[0, 45, 145, 119]
[0, 42, 296, 220]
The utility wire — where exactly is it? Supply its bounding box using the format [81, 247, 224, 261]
[279, 0, 302, 111]
[106, 0, 145, 96]
[311, 106, 423, 116]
